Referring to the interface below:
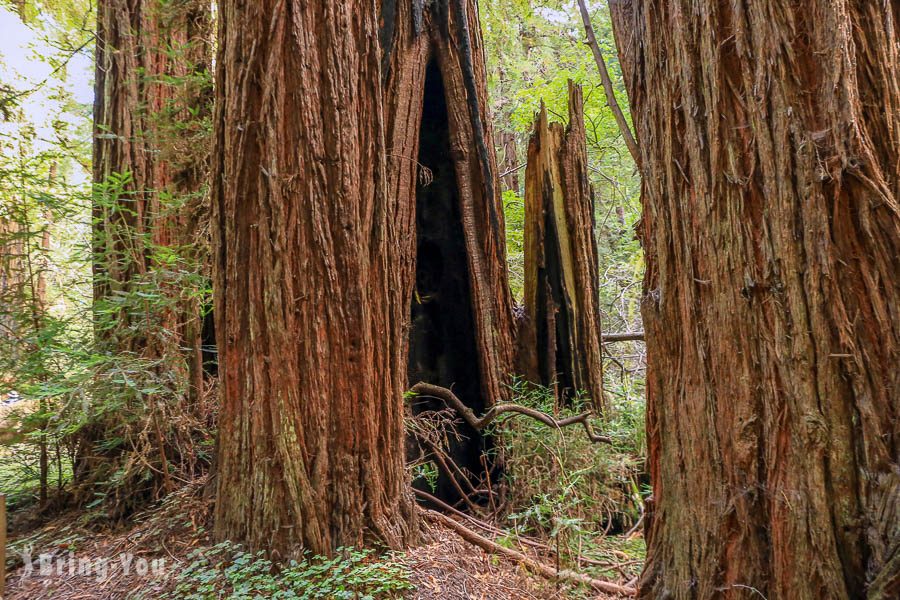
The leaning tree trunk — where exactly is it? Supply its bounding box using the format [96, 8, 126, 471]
[212, 0, 416, 558]
[380, 0, 517, 506]
[86, 0, 211, 511]
[519, 83, 605, 412]
[610, 0, 900, 598]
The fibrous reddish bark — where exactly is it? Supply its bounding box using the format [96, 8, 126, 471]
[86, 0, 211, 509]
[519, 83, 605, 412]
[212, 1, 416, 556]
[610, 0, 900, 597]
[93, 0, 209, 356]
[380, 0, 516, 503]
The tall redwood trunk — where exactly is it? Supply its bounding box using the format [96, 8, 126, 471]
[93, 0, 210, 359]
[520, 83, 605, 412]
[497, 130, 521, 192]
[212, 1, 416, 556]
[87, 0, 211, 508]
[380, 0, 516, 504]
[610, 0, 900, 597]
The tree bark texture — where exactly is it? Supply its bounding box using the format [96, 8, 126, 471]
[610, 1, 900, 598]
[380, 0, 516, 502]
[497, 130, 521, 193]
[86, 0, 211, 509]
[93, 0, 210, 356]
[518, 83, 605, 412]
[0, 215, 24, 377]
[212, 0, 416, 557]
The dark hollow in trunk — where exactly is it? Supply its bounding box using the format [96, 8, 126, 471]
[381, 0, 516, 510]
[534, 207, 577, 403]
[409, 61, 494, 505]
[199, 306, 217, 377]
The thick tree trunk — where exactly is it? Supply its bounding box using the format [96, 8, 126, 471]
[380, 0, 516, 505]
[86, 0, 211, 509]
[212, 1, 416, 557]
[610, 1, 900, 598]
[519, 83, 605, 412]
[93, 0, 209, 357]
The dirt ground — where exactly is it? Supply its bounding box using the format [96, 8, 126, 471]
[2, 480, 631, 599]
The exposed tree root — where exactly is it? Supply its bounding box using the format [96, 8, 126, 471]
[409, 382, 613, 444]
[423, 508, 637, 596]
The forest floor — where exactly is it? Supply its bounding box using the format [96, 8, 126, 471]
[2, 479, 637, 599]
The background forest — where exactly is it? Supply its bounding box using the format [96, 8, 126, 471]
[1, 0, 647, 597]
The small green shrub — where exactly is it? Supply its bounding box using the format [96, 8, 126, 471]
[499, 378, 646, 572]
[151, 541, 412, 600]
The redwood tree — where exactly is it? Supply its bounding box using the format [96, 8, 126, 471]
[86, 0, 211, 508]
[93, 0, 210, 367]
[0, 215, 24, 368]
[610, 0, 900, 597]
[212, 1, 416, 556]
[380, 0, 517, 504]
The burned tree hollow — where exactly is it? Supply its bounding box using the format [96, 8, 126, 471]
[408, 61, 495, 506]
[534, 207, 577, 403]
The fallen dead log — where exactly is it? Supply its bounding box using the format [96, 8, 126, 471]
[423, 508, 637, 597]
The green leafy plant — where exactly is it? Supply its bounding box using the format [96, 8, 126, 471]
[150, 541, 412, 600]
[499, 378, 646, 576]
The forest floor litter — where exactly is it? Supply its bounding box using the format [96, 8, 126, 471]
[3, 478, 638, 599]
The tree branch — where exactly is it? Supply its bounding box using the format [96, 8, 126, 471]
[602, 331, 645, 343]
[575, 0, 640, 168]
[409, 382, 613, 444]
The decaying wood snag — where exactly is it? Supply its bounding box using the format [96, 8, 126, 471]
[610, 0, 900, 597]
[213, 1, 416, 556]
[518, 83, 605, 413]
[381, 0, 516, 504]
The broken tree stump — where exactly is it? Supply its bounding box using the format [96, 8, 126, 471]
[518, 82, 606, 413]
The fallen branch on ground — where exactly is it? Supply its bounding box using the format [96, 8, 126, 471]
[409, 382, 613, 444]
[415, 488, 637, 571]
[423, 508, 637, 596]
